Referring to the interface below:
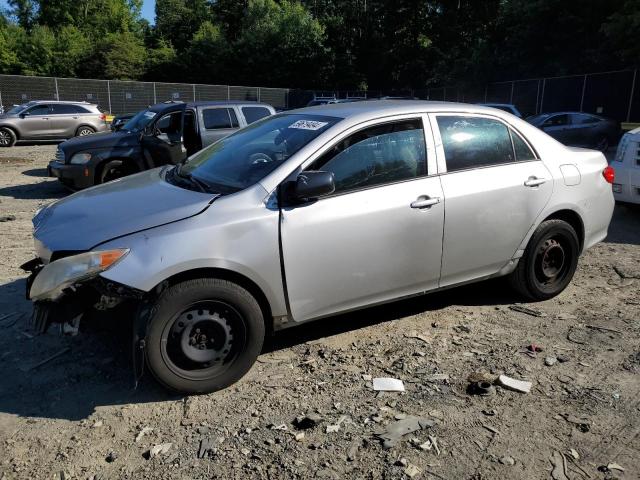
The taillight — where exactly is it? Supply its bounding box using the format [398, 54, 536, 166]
[100, 113, 106, 121]
[602, 166, 615, 184]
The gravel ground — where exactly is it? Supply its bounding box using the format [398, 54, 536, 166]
[0, 144, 639, 480]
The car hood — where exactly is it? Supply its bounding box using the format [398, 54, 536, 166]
[60, 130, 139, 154]
[33, 168, 217, 260]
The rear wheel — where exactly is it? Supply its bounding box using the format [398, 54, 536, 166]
[509, 219, 579, 300]
[145, 278, 265, 394]
[0, 127, 16, 147]
[75, 126, 95, 137]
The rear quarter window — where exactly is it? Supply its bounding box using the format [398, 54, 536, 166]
[202, 108, 239, 129]
[241, 106, 272, 124]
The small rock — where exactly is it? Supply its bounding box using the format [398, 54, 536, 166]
[0, 215, 16, 222]
[147, 443, 172, 459]
[482, 409, 497, 416]
[135, 427, 153, 443]
[293, 413, 323, 430]
[326, 424, 340, 433]
[92, 420, 103, 428]
[105, 451, 118, 463]
[499, 455, 515, 466]
[362, 374, 372, 381]
[395, 458, 408, 467]
[294, 432, 305, 442]
[240, 448, 250, 456]
[404, 464, 421, 478]
[545, 356, 557, 366]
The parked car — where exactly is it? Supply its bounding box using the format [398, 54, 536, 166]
[24, 101, 614, 394]
[0, 100, 108, 147]
[477, 103, 523, 118]
[611, 126, 640, 205]
[110, 112, 136, 132]
[306, 97, 337, 106]
[526, 112, 619, 152]
[48, 100, 275, 189]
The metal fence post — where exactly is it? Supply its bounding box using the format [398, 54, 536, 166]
[535, 79, 541, 114]
[192, 84, 196, 102]
[483, 85, 487, 103]
[627, 69, 637, 122]
[54, 77, 59, 100]
[107, 80, 112, 113]
[540, 78, 546, 113]
[257, 87, 261, 102]
[227, 85, 230, 100]
[579, 74, 587, 112]
[510, 81, 515, 104]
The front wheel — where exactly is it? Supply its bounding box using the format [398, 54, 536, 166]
[75, 126, 95, 137]
[145, 278, 265, 394]
[509, 219, 580, 301]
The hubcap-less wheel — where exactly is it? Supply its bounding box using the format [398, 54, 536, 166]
[533, 234, 573, 292]
[0, 130, 11, 146]
[160, 301, 245, 380]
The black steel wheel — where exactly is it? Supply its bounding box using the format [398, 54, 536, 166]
[509, 219, 579, 300]
[145, 278, 265, 394]
[0, 127, 16, 147]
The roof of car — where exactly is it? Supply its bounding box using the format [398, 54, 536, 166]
[30, 100, 97, 105]
[288, 100, 507, 120]
[478, 103, 516, 108]
[187, 101, 273, 108]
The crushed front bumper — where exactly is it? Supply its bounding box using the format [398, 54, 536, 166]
[48, 160, 94, 190]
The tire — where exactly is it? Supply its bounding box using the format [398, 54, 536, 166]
[98, 159, 133, 184]
[145, 278, 265, 394]
[509, 219, 580, 301]
[0, 127, 16, 147]
[75, 126, 95, 137]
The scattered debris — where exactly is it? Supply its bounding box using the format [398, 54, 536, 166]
[146, 443, 172, 459]
[375, 416, 435, 449]
[527, 343, 544, 353]
[560, 414, 591, 433]
[269, 424, 288, 431]
[0, 214, 16, 222]
[545, 356, 557, 366]
[404, 464, 421, 478]
[568, 449, 579, 460]
[585, 324, 622, 334]
[424, 374, 450, 382]
[294, 432, 305, 442]
[92, 420, 103, 428]
[482, 409, 497, 416]
[405, 330, 431, 343]
[499, 455, 515, 466]
[509, 305, 546, 317]
[326, 424, 340, 433]
[105, 451, 118, 463]
[613, 264, 640, 279]
[549, 451, 569, 480]
[467, 380, 495, 396]
[607, 462, 625, 472]
[482, 424, 500, 435]
[135, 427, 153, 443]
[293, 413, 323, 430]
[197, 438, 215, 459]
[372, 377, 405, 392]
[346, 439, 361, 461]
[497, 375, 532, 393]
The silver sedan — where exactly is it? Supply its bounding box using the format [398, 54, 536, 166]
[24, 101, 615, 393]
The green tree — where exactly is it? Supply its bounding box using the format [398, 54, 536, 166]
[155, 0, 211, 52]
[80, 31, 146, 80]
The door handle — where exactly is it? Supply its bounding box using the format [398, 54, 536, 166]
[410, 196, 441, 209]
[524, 176, 547, 187]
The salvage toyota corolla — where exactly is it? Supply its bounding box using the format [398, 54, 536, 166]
[23, 101, 615, 394]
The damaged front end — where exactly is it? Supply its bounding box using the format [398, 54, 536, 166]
[21, 249, 143, 335]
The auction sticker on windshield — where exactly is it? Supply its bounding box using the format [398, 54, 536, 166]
[144, 111, 156, 119]
[289, 119, 328, 130]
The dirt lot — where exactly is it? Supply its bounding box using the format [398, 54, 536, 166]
[0, 144, 638, 480]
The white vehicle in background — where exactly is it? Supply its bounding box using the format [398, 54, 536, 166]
[612, 127, 640, 205]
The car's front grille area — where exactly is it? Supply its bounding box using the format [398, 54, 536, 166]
[54, 148, 65, 163]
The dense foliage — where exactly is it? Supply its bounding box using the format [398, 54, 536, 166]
[0, 0, 638, 89]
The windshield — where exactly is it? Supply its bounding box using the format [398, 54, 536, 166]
[7, 102, 35, 115]
[121, 109, 157, 132]
[526, 113, 550, 124]
[179, 113, 340, 193]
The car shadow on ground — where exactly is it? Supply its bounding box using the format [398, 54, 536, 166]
[0, 275, 517, 422]
[0, 179, 67, 200]
[605, 203, 640, 246]
[21, 167, 49, 177]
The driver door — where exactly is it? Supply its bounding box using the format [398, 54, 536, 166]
[141, 103, 187, 168]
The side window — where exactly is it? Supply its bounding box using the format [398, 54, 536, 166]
[437, 116, 515, 172]
[242, 106, 271, 124]
[313, 119, 427, 194]
[573, 114, 599, 125]
[543, 114, 569, 127]
[203, 108, 239, 129]
[155, 111, 182, 135]
[25, 105, 50, 116]
[510, 130, 537, 161]
[51, 104, 83, 115]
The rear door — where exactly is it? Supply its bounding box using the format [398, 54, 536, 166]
[239, 105, 274, 125]
[430, 113, 553, 286]
[141, 103, 186, 167]
[49, 104, 80, 137]
[20, 104, 52, 138]
[199, 106, 240, 147]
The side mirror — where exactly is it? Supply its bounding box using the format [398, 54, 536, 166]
[292, 170, 335, 200]
[19, 112, 28, 118]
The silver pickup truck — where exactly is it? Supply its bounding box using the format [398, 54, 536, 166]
[48, 101, 276, 189]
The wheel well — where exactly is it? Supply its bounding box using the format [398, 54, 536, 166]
[76, 124, 95, 133]
[95, 157, 139, 183]
[0, 125, 18, 139]
[154, 268, 274, 334]
[543, 209, 585, 251]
